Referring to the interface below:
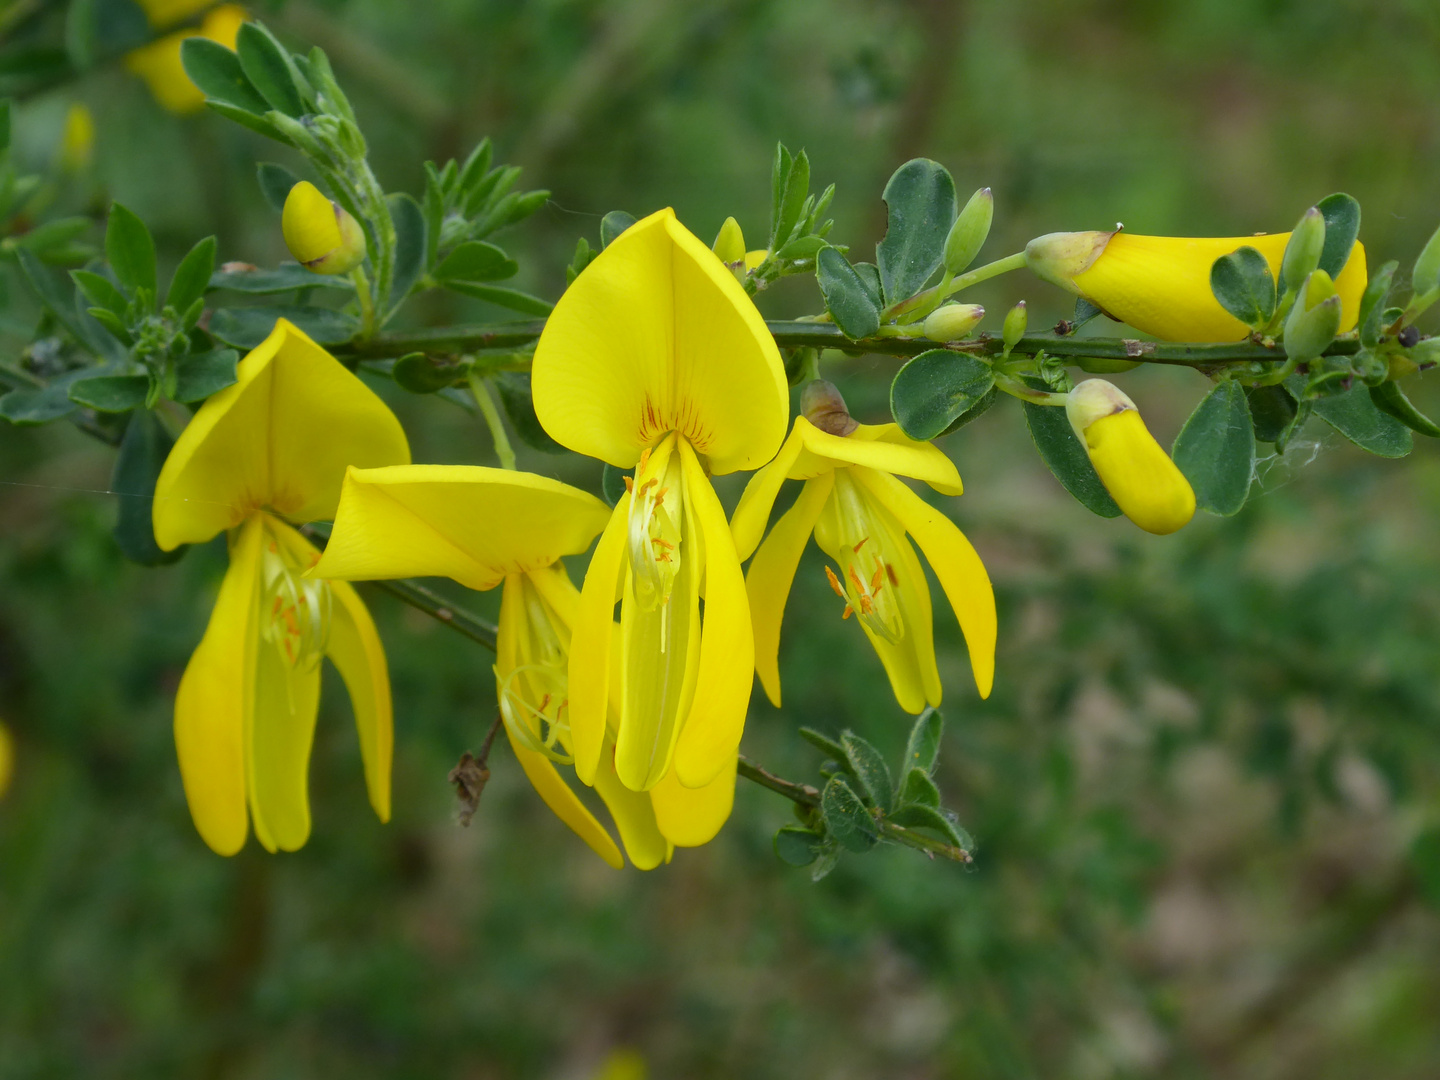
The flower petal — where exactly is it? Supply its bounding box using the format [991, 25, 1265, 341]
[325, 579, 393, 822]
[313, 465, 610, 591]
[570, 494, 630, 786]
[746, 472, 833, 706]
[246, 617, 322, 854]
[854, 468, 996, 699]
[651, 753, 736, 847]
[791, 418, 963, 494]
[672, 440, 755, 788]
[730, 422, 807, 562]
[154, 318, 409, 550]
[506, 728, 624, 868]
[591, 743, 670, 869]
[1072, 232, 1367, 342]
[532, 208, 788, 474]
[173, 514, 263, 855]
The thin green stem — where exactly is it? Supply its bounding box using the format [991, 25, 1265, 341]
[351, 265, 376, 338]
[882, 251, 1027, 320]
[467, 370, 516, 470]
[994, 372, 1066, 405]
[365, 578, 499, 652]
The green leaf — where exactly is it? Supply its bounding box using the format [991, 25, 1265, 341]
[1209, 246, 1275, 329]
[601, 463, 628, 508]
[820, 776, 878, 853]
[773, 149, 809, 247]
[1293, 377, 1413, 458]
[1022, 391, 1123, 518]
[1316, 192, 1361, 279]
[181, 37, 270, 114]
[815, 247, 880, 339]
[904, 709, 943, 775]
[773, 826, 824, 868]
[457, 138, 493, 197]
[17, 249, 125, 361]
[112, 409, 184, 566]
[442, 282, 553, 316]
[235, 23, 305, 118]
[840, 731, 894, 812]
[1171, 381, 1255, 516]
[886, 804, 972, 851]
[208, 264, 350, 294]
[105, 203, 156, 299]
[208, 306, 358, 349]
[434, 241, 518, 284]
[387, 192, 426, 309]
[898, 767, 941, 809]
[422, 164, 445, 268]
[773, 234, 827, 261]
[1370, 381, 1440, 438]
[800, 726, 848, 761]
[70, 269, 128, 317]
[875, 158, 957, 305]
[204, 100, 288, 144]
[1246, 384, 1297, 443]
[600, 210, 636, 249]
[769, 142, 793, 246]
[495, 371, 566, 454]
[1358, 260, 1397, 350]
[256, 162, 300, 213]
[167, 236, 216, 317]
[68, 374, 149, 412]
[173, 348, 238, 403]
[0, 99, 9, 154]
[889, 349, 995, 441]
[393, 352, 469, 393]
[15, 217, 92, 255]
[0, 374, 83, 425]
[853, 262, 882, 310]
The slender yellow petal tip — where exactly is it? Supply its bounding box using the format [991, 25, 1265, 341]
[0, 720, 13, 799]
[922, 303, 985, 342]
[125, 4, 247, 114]
[1067, 380, 1195, 535]
[712, 216, 745, 266]
[283, 181, 367, 276]
[532, 207, 788, 473]
[59, 103, 95, 173]
[1024, 230, 1115, 293]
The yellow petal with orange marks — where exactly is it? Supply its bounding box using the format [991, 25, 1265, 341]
[173, 513, 263, 855]
[570, 494, 631, 786]
[313, 465, 609, 591]
[746, 472, 833, 706]
[1071, 232, 1367, 342]
[671, 441, 755, 788]
[531, 208, 788, 474]
[154, 319, 409, 550]
[854, 468, 996, 698]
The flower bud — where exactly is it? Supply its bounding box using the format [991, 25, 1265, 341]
[712, 216, 746, 267]
[944, 187, 993, 275]
[800, 379, 858, 436]
[1066, 379, 1195, 535]
[1413, 220, 1440, 296]
[1002, 300, 1027, 349]
[922, 302, 985, 342]
[1023, 230, 1115, 293]
[282, 180, 367, 275]
[1283, 270, 1341, 362]
[1280, 206, 1325, 292]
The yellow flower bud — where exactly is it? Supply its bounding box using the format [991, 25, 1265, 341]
[922, 302, 985, 342]
[0, 720, 12, 800]
[1066, 379, 1195, 535]
[282, 181, 367, 275]
[59, 103, 95, 173]
[712, 216, 745, 266]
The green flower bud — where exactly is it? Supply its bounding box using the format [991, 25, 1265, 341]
[922, 302, 985, 342]
[943, 187, 993, 275]
[1002, 300, 1027, 349]
[1023, 231, 1114, 293]
[282, 180, 367, 275]
[1283, 270, 1342, 362]
[1413, 220, 1440, 296]
[1279, 206, 1325, 292]
[712, 216, 746, 267]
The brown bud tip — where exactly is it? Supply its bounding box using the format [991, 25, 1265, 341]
[800, 379, 859, 436]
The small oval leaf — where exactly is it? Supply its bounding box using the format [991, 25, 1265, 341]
[815, 246, 881, 340]
[876, 158, 957, 305]
[1171, 381, 1255, 516]
[1022, 392, 1123, 518]
[890, 349, 995, 441]
[1209, 246, 1275, 329]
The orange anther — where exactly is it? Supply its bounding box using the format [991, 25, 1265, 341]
[825, 566, 846, 599]
[885, 563, 899, 586]
[623, 475, 634, 493]
[853, 537, 869, 554]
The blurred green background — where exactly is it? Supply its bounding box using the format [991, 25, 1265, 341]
[6, 0, 1440, 1076]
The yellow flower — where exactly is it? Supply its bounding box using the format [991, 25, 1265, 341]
[730, 395, 996, 714]
[532, 207, 789, 793]
[58, 104, 95, 173]
[153, 319, 410, 854]
[1025, 229, 1367, 342]
[1066, 379, 1195, 535]
[125, 4, 247, 115]
[0, 720, 13, 800]
[282, 181, 368, 275]
[312, 466, 737, 867]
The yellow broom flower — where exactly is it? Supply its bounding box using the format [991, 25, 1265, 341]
[1025, 229, 1367, 342]
[531, 207, 789, 793]
[153, 318, 410, 854]
[282, 181, 368, 276]
[125, 4, 247, 115]
[312, 466, 738, 867]
[1066, 379, 1195, 535]
[730, 386, 996, 713]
